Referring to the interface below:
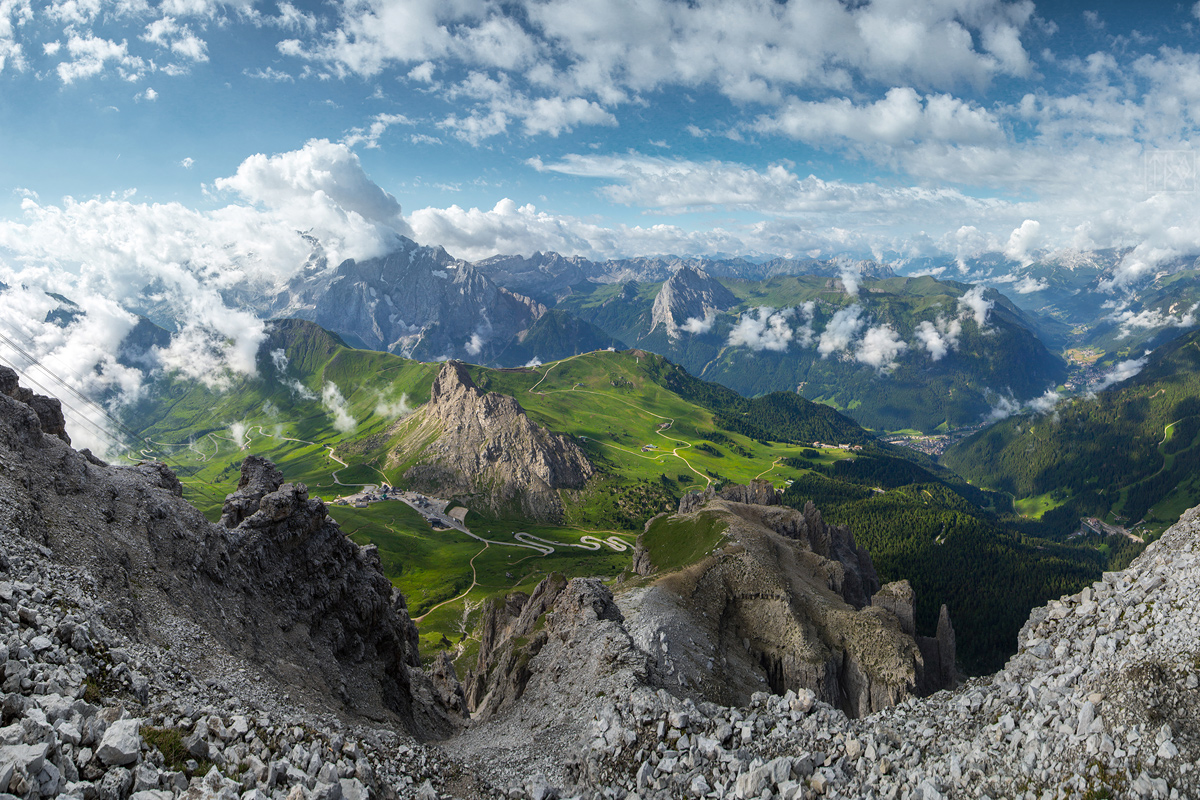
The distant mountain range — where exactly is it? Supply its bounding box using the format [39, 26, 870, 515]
[19, 234, 1200, 437]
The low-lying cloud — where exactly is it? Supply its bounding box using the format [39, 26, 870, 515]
[914, 316, 962, 361]
[682, 311, 716, 334]
[958, 285, 994, 328]
[727, 306, 795, 352]
[855, 324, 907, 371]
[374, 391, 413, 418]
[321, 381, 357, 433]
[817, 304, 865, 357]
[1091, 355, 1149, 393]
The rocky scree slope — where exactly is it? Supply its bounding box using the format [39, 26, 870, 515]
[438, 482, 956, 790]
[624, 483, 956, 715]
[390, 361, 593, 521]
[563, 507, 1200, 800]
[0, 365, 450, 738]
[0, 366, 520, 800]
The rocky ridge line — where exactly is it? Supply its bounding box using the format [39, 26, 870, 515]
[392, 361, 594, 521]
[565, 505, 1200, 799]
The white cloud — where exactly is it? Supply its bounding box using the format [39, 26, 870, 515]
[1012, 275, 1048, 293]
[1025, 388, 1061, 414]
[464, 331, 484, 356]
[1091, 355, 1149, 393]
[1110, 303, 1199, 339]
[374, 390, 412, 418]
[817, 304, 865, 357]
[755, 88, 1004, 148]
[524, 356, 542, 368]
[793, 301, 816, 347]
[914, 316, 962, 360]
[727, 306, 794, 352]
[179, 156, 194, 169]
[56, 32, 146, 84]
[854, 324, 907, 371]
[342, 112, 414, 149]
[837, 261, 861, 297]
[245, 66, 293, 81]
[530, 152, 997, 219]
[1003, 219, 1041, 264]
[214, 138, 414, 248]
[681, 311, 716, 335]
[958, 285, 994, 328]
[984, 393, 1022, 423]
[321, 381, 356, 433]
[135, 86, 157, 101]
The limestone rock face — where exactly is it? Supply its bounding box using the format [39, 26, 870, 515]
[394, 361, 594, 521]
[271, 238, 545, 362]
[0, 372, 447, 736]
[625, 485, 946, 717]
[0, 366, 70, 445]
[648, 265, 738, 339]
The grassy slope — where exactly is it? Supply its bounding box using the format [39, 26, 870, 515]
[124, 322, 862, 665]
[943, 328, 1200, 539]
[558, 275, 1066, 433]
[124, 319, 1118, 675]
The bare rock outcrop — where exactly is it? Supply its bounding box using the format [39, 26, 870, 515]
[625, 484, 948, 717]
[0, 367, 450, 737]
[393, 360, 594, 521]
[647, 265, 738, 339]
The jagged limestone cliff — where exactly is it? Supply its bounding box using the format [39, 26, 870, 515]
[647, 265, 738, 339]
[455, 481, 954, 737]
[0, 366, 448, 736]
[390, 360, 594, 521]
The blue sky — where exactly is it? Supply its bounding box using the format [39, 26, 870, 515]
[2, 0, 1200, 268]
[4, 0, 1200, 451]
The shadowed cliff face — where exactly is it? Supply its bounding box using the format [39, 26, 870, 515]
[392, 360, 594, 521]
[459, 481, 954, 724]
[622, 484, 955, 717]
[0, 366, 452, 737]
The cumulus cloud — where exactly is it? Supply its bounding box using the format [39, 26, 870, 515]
[1013, 275, 1048, 293]
[984, 393, 1023, 423]
[727, 306, 795, 352]
[464, 332, 485, 356]
[793, 301, 816, 347]
[855, 324, 907, 371]
[524, 356, 542, 368]
[321, 381, 356, 433]
[1003, 219, 1042, 264]
[837, 261, 861, 298]
[958, 285, 994, 328]
[1110, 303, 1199, 339]
[818, 304, 865, 357]
[1091, 355, 1149, 393]
[214, 138, 414, 246]
[985, 387, 1066, 422]
[755, 88, 1004, 149]
[374, 390, 412, 418]
[914, 316, 962, 360]
[0, 140, 427, 450]
[681, 311, 716, 335]
[228, 421, 248, 450]
[1025, 388, 1062, 414]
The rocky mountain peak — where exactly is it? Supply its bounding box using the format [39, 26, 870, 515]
[648, 264, 738, 338]
[393, 360, 594, 520]
[0, 365, 71, 445]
